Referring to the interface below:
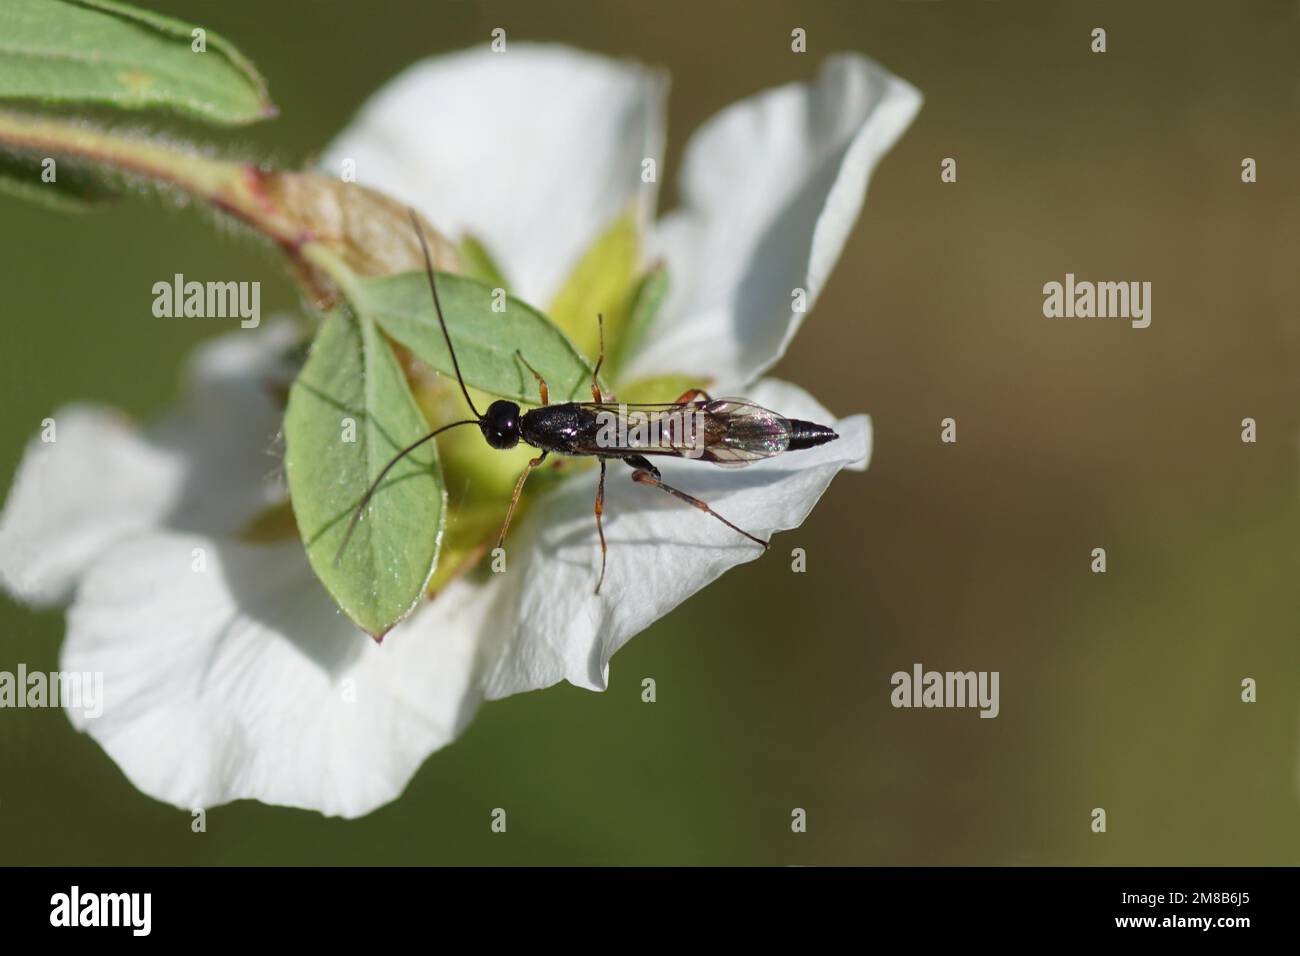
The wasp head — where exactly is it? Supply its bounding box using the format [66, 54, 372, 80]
[481, 400, 521, 450]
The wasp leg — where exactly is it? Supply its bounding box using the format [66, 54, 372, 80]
[672, 388, 713, 404]
[497, 451, 549, 551]
[622, 454, 660, 480]
[626, 459, 768, 549]
[591, 313, 611, 402]
[594, 458, 608, 595]
[515, 351, 549, 406]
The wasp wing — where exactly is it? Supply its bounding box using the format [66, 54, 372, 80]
[567, 402, 709, 458]
[570, 399, 791, 465]
[696, 399, 792, 466]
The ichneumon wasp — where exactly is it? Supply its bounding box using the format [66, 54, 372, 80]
[337, 209, 840, 594]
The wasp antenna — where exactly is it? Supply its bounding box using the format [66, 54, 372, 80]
[333, 418, 479, 566]
[408, 207, 482, 420]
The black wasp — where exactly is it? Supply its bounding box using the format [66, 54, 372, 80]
[338, 210, 840, 594]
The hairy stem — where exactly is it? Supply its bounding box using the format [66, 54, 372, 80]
[0, 109, 304, 245]
[0, 109, 459, 303]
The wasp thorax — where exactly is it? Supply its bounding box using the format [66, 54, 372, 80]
[481, 400, 521, 449]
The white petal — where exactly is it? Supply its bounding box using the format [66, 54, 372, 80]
[321, 44, 667, 307]
[62, 532, 489, 819]
[627, 53, 921, 389]
[151, 320, 299, 533]
[478, 379, 869, 697]
[0, 406, 180, 606]
[0, 323, 297, 607]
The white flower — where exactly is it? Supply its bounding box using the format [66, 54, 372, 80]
[0, 45, 919, 817]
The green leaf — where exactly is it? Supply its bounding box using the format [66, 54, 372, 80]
[458, 234, 511, 291]
[0, 0, 275, 125]
[349, 270, 598, 404]
[547, 208, 639, 361]
[284, 309, 443, 638]
[0, 151, 117, 211]
[609, 263, 667, 378]
[616, 373, 707, 405]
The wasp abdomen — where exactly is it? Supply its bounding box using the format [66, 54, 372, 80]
[786, 419, 838, 451]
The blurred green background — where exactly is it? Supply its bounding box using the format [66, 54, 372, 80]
[2, 0, 1299, 864]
